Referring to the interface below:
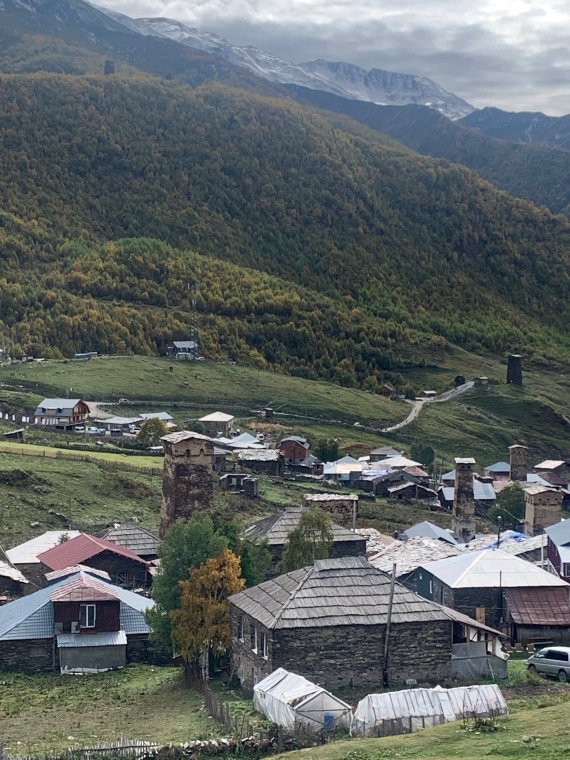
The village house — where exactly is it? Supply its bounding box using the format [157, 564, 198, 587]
[534, 460, 570, 487]
[167, 340, 201, 360]
[36, 533, 150, 589]
[199, 411, 235, 438]
[523, 484, 563, 535]
[546, 520, 570, 582]
[0, 560, 28, 599]
[466, 531, 546, 563]
[279, 436, 310, 466]
[6, 530, 82, 587]
[237, 449, 284, 476]
[413, 548, 568, 632]
[229, 556, 506, 691]
[401, 521, 460, 545]
[99, 415, 143, 434]
[386, 482, 438, 504]
[34, 398, 90, 430]
[483, 461, 511, 484]
[244, 506, 367, 577]
[0, 570, 154, 673]
[100, 522, 160, 561]
[369, 446, 403, 463]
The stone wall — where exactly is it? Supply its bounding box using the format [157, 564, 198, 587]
[525, 490, 563, 535]
[509, 445, 528, 482]
[230, 608, 452, 692]
[452, 459, 476, 543]
[264, 537, 366, 579]
[302, 495, 358, 529]
[0, 637, 55, 672]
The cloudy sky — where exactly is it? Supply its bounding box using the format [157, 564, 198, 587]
[97, 0, 570, 114]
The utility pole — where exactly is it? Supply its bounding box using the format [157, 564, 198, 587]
[383, 563, 397, 688]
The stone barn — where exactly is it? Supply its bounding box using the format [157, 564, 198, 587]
[302, 493, 359, 529]
[229, 556, 505, 692]
[159, 431, 214, 538]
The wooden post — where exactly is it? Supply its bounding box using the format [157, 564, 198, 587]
[383, 563, 397, 688]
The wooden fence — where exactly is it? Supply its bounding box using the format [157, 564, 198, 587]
[4, 738, 158, 760]
[0, 444, 162, 476]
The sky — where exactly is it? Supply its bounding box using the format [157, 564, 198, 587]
[96, 0, 570, 114]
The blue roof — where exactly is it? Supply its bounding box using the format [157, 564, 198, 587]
[402, 521, 459, 545]
[0, 571, 154, 641]
[546, 520, 570, 547]
[484, 462, 510, 472]
[441, 481, 496, 502]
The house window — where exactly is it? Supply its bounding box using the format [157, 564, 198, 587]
[252, 626, 258, 654]
[261, 632, 268, 660]
[563, 563, 570, 578]
[239, 617, 244, 642]
[79, 603, 96, 629]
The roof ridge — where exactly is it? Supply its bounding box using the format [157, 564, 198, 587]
[270, 566, 313, 629]
[450, 550, 484, 587]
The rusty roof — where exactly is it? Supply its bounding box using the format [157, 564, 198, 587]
[37, 533, 148, 571]
[50, 575, 120, 603]
[504, 587, 570, 625]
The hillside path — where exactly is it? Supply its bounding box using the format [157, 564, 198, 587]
[381, 381, 474, 433]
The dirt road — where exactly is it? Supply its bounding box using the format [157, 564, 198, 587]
[381, 381, 474, 433]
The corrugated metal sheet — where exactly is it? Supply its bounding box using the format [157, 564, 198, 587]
[50, 576, 120, 602]
[199, 412, 234, 422]
[421, 548, 568, 589]
[229, 556, 450, 630]
[546, 520, 570, 546]
[245, 507, 363, 547]
[37, 533, 148, 571]
[402, 521, 459, 545]
[505, 587, 570, 625]
[57, 631, 127, 647]
[45, 566, 111, 583]
[6, 531, 82, 565]
[0, 560, 28, 584]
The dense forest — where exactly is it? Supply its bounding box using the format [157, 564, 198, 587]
[1, 71, 570, 386]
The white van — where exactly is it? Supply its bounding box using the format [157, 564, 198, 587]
[527, 647, 570, 682]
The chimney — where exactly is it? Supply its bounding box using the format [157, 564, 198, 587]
[507, 354, 523, 386]
[509, 444, 528, 482]
[452, 457, 476, 542]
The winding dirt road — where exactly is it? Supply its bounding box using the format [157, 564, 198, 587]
[381, 381, 475, 433]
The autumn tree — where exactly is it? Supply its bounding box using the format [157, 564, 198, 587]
[137, 417, 168, 445]
[146, 516, 228, 653]
[279, 507, 334, 573]
[171, 549, 245, 681]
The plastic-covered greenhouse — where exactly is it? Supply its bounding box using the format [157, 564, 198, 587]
[253, 668, 352, 732]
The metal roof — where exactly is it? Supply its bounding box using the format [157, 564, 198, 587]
[50, 575, 120, 602]
[101, 523, 160, 557]
[280, 436, 309, 446]
[37, 533, 148, 571]
[45, 566, 111, 583]
[57, 630, 127, 647]
[370, 446, 403, 457]
[173, 341, 198, 349]
[34, 399, 87, 416]
[199, 412, 234, 422]
[504, 587, 570, 625]
[369, 537, 463, 577]
[455, 457, 476, 464]
[0, 561, 28, 584]
[535, 460, 566, 470]
[6, 531, 82, 565]
[244, 507, 365, 547]
[401, 521, 460, 545]
[421, 549, 568, 589]
[546, 520, 570, 546]
[0, 571, 153, 641]
[140, 412, 174, 421]
[484, 462, 510, 473]
[381, 456, 422, 469]
[102, 416, 143, 426]
[440, 480, 497, 502]
[229, 556, 451, 630]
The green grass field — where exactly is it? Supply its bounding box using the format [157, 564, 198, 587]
[0, 666, 224, 753]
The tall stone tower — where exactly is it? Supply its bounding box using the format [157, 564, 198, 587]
[159, 431, 214, 539]
[452, 457, 476, 543]
[524, 485, 563, 536]
[509, 444, 528, 482]
[507, 354, 523, 386]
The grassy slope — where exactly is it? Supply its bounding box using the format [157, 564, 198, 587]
[0, 665, 224, 753]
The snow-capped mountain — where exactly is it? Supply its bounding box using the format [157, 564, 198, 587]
[121, 15, 475, 120]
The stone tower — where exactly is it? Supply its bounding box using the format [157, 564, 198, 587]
[509, 444, 528, 482]
[507, 354, 523, 386]
[452, 457, 476, 543]
[159, 431, 214, 539]
[524, 485, 563, 536]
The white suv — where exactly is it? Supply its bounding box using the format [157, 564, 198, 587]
[527, 647, 570, 682]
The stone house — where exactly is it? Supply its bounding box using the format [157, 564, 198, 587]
[0, 570, 154, 673]
[244, 506, 366, 578]
[229, 556, 505, 692]
[369, 446, 403, 463]
[414, 548, 568, 631]
[6, 530, 82, 587]
[483, 462, 511, 484]
[534, 460, 570, 487]
[523, 485, 562, 535]
[199, 412, 235, 438]
[37, 533, 150, 589]
[237, 450, 284, 476]
[34, 398, 90, 430]
[279, 436, 310, 466]
[302, 493, 359, 529]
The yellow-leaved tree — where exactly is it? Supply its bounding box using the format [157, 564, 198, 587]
[171, 549, 245, 682]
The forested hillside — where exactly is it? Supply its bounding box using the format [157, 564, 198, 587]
[1, 73, 570, 377]
[288, 86, 570, 217]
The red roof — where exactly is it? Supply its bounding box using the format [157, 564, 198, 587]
[50, 575, 120, 602]
[37, 533, 148, 571]
[505, 587, 570, 626]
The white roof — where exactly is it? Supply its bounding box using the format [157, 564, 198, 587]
[0, 561, 28, 584]
[57, 630, 127, 647]
[6, 531, 82, 565]
[304, 493, 358, 501]
[199, 412, 234, 422]
[140, 412, 174, 422]
[421, 548, 568, 589]
[381, 456, 422, 468]
[535, 460, 565, 470]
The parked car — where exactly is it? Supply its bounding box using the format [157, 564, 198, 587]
[74, 425, 86, 433]
[87, 426, 106, 434]
[527, 647, 570, 682]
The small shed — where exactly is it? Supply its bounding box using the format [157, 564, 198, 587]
[253, 668, 352, 732]
[353, 684, 507, 737]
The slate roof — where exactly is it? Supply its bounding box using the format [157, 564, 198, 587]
[546, 520, 570, 546]
[466, 531, 545, 556]
[229, 555, 451, 630]
[401, 521, 460, 546]
[0, 571, 153, 641]
[504, 587, 570, 625]
[370, 446, 403, 457]
[381, 456, 422, 469]
[173, 341, 198, 349]
[238, 450, 281, 462]
[6, 531, 82, 565]
[37, 533, 148, 571]
[244, 507, 364, 547]
[421, 549, 568, 589]
[50, 575, 120, 602]
[101, 523, 160, 557]
[369, 537, 463, 577]
[161, 430, 213, 444]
